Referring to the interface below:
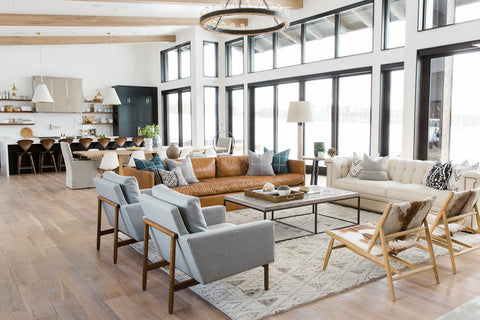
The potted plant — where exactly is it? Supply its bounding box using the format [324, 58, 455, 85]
[315, 146, 326, 158]
[139, 124, 160, 150]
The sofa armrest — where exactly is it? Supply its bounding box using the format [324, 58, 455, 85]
[325, 156, 352, 187]
[201, 205, 226, 226]
[123, 166, 154, 189]
[462, 169, 480, 190]
[288, 159, 305, 175]
[140, 188, 153, 196]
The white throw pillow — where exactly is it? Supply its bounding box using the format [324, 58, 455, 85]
[347, 152, 363, 178]
[448, 161, 479, 191]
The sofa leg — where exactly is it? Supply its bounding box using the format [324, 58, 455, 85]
[263, 264, 269, 290]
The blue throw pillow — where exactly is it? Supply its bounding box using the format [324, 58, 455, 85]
[135, 154, 166, 171]
[264, 147, 290, 174]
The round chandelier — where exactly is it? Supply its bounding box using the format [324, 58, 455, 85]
[200, 0, 290, 36]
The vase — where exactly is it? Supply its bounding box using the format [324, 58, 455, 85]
[144, 138, 153, 151]
[152, 136, 160, 148]
[315, 151, 326, 159]
[166, 143, 180, 159]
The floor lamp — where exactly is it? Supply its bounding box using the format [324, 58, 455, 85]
[287, 101, 314, 160]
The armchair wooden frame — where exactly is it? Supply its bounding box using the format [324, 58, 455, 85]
[96, 196, 139, 264]
[323, 202, 439, 301]
[142, 217, 269, 314]
[421, 191, 480, 274]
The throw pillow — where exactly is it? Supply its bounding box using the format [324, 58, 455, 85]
[152, 184, 208, 233]
[102, 171, 141, 204]
[448, 161, 479, 191]
[165, 157, 199, 184]
[172, 167, 189, 186]
[358, 154, 389, 181]
[264, 147, 290, 174]
[158, 169, 178, 188]
[246, 150, 275, 176]
[150, 168, 163, 185]
[347, 152, 363, 178]
[134, 154, 166, 171]
[426, 161, 453, 190]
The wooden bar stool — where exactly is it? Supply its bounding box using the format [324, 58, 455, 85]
[57, 138, 73, 172]
[39, 139, 58, 173]
[98, 137, 111, 150]
[114, 137, 127, 148]
[132, 136, 144, 147]
[79, 137, 93, 151]
[17, 139, 36, 175]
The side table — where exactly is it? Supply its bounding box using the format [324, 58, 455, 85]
[302, 156, 325, 185]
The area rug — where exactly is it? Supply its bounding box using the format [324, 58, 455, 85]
[436, 296, 480, 320]
[130, 203, 480, 320]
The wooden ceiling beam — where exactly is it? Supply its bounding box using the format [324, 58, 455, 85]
[0, 14, 198, 27]
[70, 0, 303, 9]
[0, 35, 176, 46]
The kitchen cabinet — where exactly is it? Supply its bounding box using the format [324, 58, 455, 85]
[33, 76, 84, 113]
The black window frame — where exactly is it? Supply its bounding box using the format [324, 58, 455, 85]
[203, 86, 219, 144]
[160, 42, 191, 83]
[203, 41, 219, 78]
[382, 0, 406, 50]
[225, 38, 244, 77]
[161, 86, 191, 147]
[379, 62, 405, 156]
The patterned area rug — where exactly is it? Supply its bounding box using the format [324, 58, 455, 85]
[130, 204, 480, 320]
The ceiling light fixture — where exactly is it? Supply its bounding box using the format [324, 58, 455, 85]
[103, 32, 121, 106]
[200, 0, 290, 36]
[32, 32, 54, 103]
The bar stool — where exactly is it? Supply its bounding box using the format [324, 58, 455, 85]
[79, 137, 93, 151]
[132, 136, 144, 147]
[39, 139, 58, 173]
[17, 139, 36, 174]
[98, 137, 111, 150]
[57, 138, 73, 172]
[114, 137, 127, 148]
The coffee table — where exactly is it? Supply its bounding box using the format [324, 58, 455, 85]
[224, 187, 360, 242]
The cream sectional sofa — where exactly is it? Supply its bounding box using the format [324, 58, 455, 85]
[325, 156, 480, 212]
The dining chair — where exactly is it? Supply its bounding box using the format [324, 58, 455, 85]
[60, 142, 97, 189]
[57, 138, 73, 171]
[128, 150, 146, 167]
[99, 151, 120, 175]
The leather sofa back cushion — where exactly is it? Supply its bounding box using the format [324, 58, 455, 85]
[191, 157, 216, 179]
[216, 155, 248, 177]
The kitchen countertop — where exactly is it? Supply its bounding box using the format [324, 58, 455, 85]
[0, 136, 133, 145]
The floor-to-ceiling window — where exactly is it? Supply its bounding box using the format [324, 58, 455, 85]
[277, 82, 300, 156]
[203, 41, 218, 77]
[226, 86, 244, 154]
[162, 87, 191, 146]
[161, 42, 191, 82]
[253, 86, 275, 152]
[226, 38, 244, 77]
[204, 86, 218, 145]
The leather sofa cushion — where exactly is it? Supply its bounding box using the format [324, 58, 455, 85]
[216, 155, 248, 177]
[191, 157, 216, 179]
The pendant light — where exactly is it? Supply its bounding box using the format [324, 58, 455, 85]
[103, 32, 121, 105]
[32, 32, 54, 103]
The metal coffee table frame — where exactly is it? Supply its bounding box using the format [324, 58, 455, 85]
[224, 188, 360, 242]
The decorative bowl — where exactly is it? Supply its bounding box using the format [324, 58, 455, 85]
[277, 185, 291, 196]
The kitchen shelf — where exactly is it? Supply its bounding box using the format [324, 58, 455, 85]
[82, 112, 114, 114]
[82, 123, 116, 125]
[0, 111, 35, 114]
[0, 99, 32, 102]
[0, 123, 34, 125]
[84, 100, 103, 103]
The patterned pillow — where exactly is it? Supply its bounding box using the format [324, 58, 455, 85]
[134, 154, 166, 171]
[347, 152, 363, 178]
[172, 167, 188, 186]
[165, 157, 199, 184]
[264, 147, 290, 174]
[158, 169, 178, 188]
[448, 161, 479, 191]
[246, 150, 275, 176]
[426, 161, 453, 190]
[151, 168, 163, 185]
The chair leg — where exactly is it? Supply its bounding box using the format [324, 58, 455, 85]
[444, 226, 457, 274]
[50, 152, 58, 173]
[323, 237, 335, 270]
[113, 206, 120, 264]
[97, 199, 102, 251]
[263, 264, 269, 290]
[423, 220, 440, 284]
[142, 223, 150, 291]
[168, 234, 177, 314]
[28, 153, 36, 174]
[380, 232, 396, 301]
[17, 153, 22, 175]
[39, 153, 44, 173]
[57, 152, 63, 172]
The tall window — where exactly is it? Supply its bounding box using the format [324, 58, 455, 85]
[304, 15, 335, 63]
[226, 38, 244, 77]
[383, 0, 406, 49]
[203, 41, 218, 77]
[251, 33, 274, 72]
[338, 3, 373, 57]
[277, 25, 302, 68]
[161, 42, 191, 82]
[204, 86, 218, 145]
[419, 47, 480, 162]
[253, 86, 275, 152]
[337, 74, 372, 155]
[226, 86, 244, 154]
[277, 83, 300, 156]
[421, 0, 480, 30]
[162, 88, 191, 146]
[380, 65, 404, 156]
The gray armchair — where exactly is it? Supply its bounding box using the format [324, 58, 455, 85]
[139, 192, 275, 314]
[60, 142, 97, 189]
[93, 173, 152, 264]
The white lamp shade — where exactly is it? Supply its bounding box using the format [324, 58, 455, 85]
[103, 87, 121, 105]
[287, 101, 314, 123]
[99, 151, 120, 170]
[128, 150, 146, 167]
[32, 84, 54, 103]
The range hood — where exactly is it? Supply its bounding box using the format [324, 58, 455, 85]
[33, 76, 84, 113]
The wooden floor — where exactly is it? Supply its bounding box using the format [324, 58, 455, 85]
[1, 173, 480, 319]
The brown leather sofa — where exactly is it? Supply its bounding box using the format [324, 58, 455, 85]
[123, 155, 305, 210]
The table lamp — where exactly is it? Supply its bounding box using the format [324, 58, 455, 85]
[287, 101, 314, 160]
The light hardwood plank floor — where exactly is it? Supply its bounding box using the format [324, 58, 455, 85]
[1, 172, 480, 319]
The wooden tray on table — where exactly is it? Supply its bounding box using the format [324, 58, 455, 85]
[244, 188, 304, 203]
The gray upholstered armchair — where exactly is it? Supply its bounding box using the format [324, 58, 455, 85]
[139, 185, 275, 314]
[93, 172, 152, 263]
